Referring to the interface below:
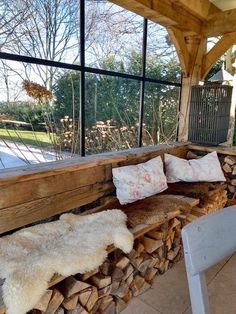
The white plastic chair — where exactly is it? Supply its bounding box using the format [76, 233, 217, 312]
[182, 205, 236, 314]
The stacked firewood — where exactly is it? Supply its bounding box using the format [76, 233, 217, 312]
[166, 181, 227, 223]
[179, 150, 228, 223]
[187, 150, 234, 199]
[221, 155, 236, 204]
[28, 217, 182, 314]
[186, 185, 228, 223]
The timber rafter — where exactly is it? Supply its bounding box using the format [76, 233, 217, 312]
[204, 8, 236, 37]
[110, 0, 236, 37]
[109, 0, 236, 141]
[109, 0, 202, 34]
[172, 0, 220, 21]
[202, 32, 236, 79]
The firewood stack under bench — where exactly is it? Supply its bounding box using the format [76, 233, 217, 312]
[18, 213, 190, 314]
[188, 145, 236, 206]
[0, 143, 233, 314]
[0, 195, 198, 314]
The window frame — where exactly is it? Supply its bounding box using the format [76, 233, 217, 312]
[0, 0, 181, 157]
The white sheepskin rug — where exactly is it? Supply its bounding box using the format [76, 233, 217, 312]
[0, 209, 133, 314]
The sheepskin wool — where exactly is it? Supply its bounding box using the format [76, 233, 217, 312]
[0, 209, 133, 314]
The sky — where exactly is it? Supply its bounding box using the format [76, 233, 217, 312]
[0, 0, 179, 103]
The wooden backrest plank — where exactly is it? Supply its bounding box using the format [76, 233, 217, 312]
[0, 165, 110, 209]
[0, 143, 189, 234]
[0, 143, 188, 185]
[188, 144, 236, 156]
[0, 182, 114, 234]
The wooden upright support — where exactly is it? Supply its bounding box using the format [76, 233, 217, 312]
[169, 29, 236, 142]
[110, 0, 236, 142]
[168, 30, 207, 141]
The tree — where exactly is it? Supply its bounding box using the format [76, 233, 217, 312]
[205, 59, 224, 81]
[0, 0, 80, 90]
[53, 52, 180, 142]
[0, 1, 30, 49]
[53, 71, 80, 122]
[85, 1, 143, 72]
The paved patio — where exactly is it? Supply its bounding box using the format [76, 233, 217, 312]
[0, 140, 71, 169]
[122, 253, 236, 314]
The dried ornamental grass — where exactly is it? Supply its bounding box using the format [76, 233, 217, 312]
[22, 80, 53, 102]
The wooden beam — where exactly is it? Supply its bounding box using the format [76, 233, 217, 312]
[188, 144, 236, 157]
[167, 27, 190, 77]
[203, 8, 236, 36]
[109, 0, 202, 34]
[201, 32, 236, 79]
[0, 143, 189, 234]
[171, 0, 220, 21]
[0, 143, 188, 185]
[0, 182, 114, 234]
[178, 35, 207, 141]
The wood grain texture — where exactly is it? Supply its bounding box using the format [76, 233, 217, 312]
[203, 8, 236, 36]
[171, 0, 220, 21]
[0, 182, 114, 234]
[201, 32, 236, 79]
[109, 0, 201, 33]
[0, 143, 188, 185]
[0, 165, 110, 209]
[188, 144, 236, 156]
[0, 144, 188, 234]
[167, 27, 190, 77]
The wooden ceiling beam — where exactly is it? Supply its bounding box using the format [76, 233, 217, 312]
[167, 27, 190, 77]
[203, 8, 236, 36]
[109, 0, 202, 34]
[170, 0, 220, 21]
[201, 32, 236, 79]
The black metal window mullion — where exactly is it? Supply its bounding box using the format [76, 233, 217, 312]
[0, 52, 181, 87]
[80, 0, 85, 157]
[176, 73, 183, 141]
[0, 10, 182, 157]
[138, 18, 148, 147]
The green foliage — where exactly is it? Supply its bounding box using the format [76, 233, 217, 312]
[53, 52, 181, 139]
[0, 101, 52, 130]
[0, 128, 51, 147]
[53, 72, 80, 122]
[205, 59, 224, 81]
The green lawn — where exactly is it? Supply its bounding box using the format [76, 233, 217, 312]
[0, 128, 54, 148]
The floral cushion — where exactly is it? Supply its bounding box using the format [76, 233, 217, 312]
[112, 156, 168, 205]
[165, 151, 226, 183]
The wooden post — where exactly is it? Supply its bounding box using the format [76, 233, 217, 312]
[226, 45, 236, 145]
[178, 35, 206, 141]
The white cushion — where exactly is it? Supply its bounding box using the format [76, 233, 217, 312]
[112, 156, 168, 205]
[165, 151, 226, 183]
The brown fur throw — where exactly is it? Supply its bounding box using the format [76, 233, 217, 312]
[102, 195, 191, 227]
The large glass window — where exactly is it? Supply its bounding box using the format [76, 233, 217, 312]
[85, 74, 140, 154]
[0, 0, 181, 169]
[0, 60, 81, 168]
[146, 21, 181, 83]
[85, 1, 143, 75]
[0, 0, 80, 64]
[143, 83, 180, 145]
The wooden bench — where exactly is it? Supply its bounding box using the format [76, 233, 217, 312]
[0, 194, 199, 314]
[0, 143, 189, 235]
[0, 142, 199, 313]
